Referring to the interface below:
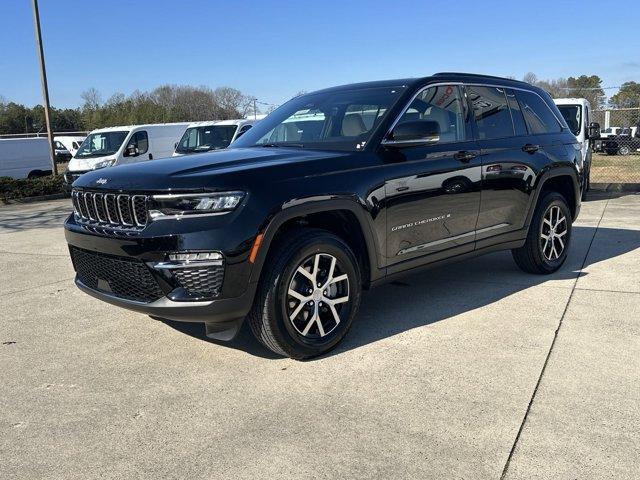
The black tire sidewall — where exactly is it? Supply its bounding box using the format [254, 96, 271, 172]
[266, 234, 361, 358]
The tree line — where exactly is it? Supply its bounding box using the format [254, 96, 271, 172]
[0, 85, 255, 135]
[1, 76, 639, 135]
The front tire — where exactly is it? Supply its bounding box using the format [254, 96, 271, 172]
[512, 192, 572, 274]
[248, 229, 361, 359]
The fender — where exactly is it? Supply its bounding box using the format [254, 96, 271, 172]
[248, 196, 383, 285]
[523, 165, 581, 228]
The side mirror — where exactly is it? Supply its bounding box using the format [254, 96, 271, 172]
[588, 122, 601, 140]
[386, 120, 440, 145]
[124, 145, 138, 157]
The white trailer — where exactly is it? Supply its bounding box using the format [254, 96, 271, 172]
[0, 137, 52, 179]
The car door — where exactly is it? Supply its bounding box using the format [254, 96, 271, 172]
[469, 85, 549, 242]
[379, 84, 482, 265]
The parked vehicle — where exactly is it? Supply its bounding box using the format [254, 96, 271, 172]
[65, 73, 583, 359]
[554, 98, 600, 199]
[64, 123, 189, 185]
[173, 119, 258, 156]
[0, 137, 52, 179]
[601, 122, 640, 156]
[54, 140, 73, 163]
[599, 127, 621, 138]
[55, 135, 86, 156]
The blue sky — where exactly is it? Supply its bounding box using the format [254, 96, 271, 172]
[1, 0, 638, 109]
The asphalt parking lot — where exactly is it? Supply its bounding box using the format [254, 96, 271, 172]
[1, 192, 639, 479]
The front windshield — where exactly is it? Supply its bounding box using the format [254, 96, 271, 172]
[231, 86, 406, 152]
[175, 125, 238, 154]
[557, 105, 582, 136]
[75, 131, 129, 158]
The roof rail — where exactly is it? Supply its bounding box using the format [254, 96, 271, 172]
[433, 72, 529, 85]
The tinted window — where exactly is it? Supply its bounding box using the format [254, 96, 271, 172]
[394, 85, 467, 143]
[128, 131, 148, 154]
[517, 90, 562, 134]
[506, 89, 528, 136]
[467, 86, 514, 140]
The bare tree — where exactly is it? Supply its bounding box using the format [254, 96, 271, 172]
[81, 87, 102, 110]
[522, 72, 538, 85]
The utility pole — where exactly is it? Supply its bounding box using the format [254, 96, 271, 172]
[31, 0, 57, 175]
[253, 98, 257, 120]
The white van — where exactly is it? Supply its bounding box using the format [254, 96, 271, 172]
[0, 137, 52, 179]
[65, 123, 189, 184]
[55, 135, 86, 156]
[554, 98, 599, 198]
[173, 119, 258, 156]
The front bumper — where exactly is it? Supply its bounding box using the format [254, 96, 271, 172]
[64, 216, 256, 333]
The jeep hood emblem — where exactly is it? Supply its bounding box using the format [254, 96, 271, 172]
[95, 178, 108, 185]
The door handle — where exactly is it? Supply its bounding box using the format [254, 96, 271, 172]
[522, 144, 540, 154]
[454, 151, 477, 163]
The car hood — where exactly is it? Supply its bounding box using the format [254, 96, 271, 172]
[73, 147, 349, 191]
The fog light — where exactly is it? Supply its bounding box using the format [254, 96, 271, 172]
[169, 252, 222, 262]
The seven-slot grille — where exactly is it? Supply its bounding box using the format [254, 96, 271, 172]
[72, 189, 148, 228]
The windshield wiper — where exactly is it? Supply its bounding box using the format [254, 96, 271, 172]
[260, 143, 305, 148]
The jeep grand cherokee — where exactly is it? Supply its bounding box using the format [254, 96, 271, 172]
[65, 73, 583, 359]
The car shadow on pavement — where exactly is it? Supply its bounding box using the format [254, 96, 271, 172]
[160, 225, 640, 360]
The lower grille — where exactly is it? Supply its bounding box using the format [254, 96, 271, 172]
[70, 247, 164, 303]
[173, 266, 224, 298]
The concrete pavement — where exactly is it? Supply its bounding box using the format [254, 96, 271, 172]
[1, 193, 638, 479]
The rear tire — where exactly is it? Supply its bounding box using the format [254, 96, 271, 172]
[247, 229, 361, 359]
[512, 192, 572, 274]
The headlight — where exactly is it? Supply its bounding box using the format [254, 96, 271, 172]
[93, 159, 116, 170]
[149, 191, 245, 218]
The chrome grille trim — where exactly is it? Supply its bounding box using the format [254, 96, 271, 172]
[117, 194, 134, 226]
[84, 192, 96, 220]
[72, 189, 149, 231]
[131, 195, 148, 226]
[104, 194, 119, 224]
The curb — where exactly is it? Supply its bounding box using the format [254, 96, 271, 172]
[591, 183, 640, 192]
[1, 193, 69, 205]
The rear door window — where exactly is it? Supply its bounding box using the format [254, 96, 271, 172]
[516, 90, 563, 134]
[467, 86, 514, 140]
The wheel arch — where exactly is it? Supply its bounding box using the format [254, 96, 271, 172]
[249, 199, 382, 287]
[526, 167, 580, 226]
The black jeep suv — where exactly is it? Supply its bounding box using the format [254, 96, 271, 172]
[65, 73, 583, 359]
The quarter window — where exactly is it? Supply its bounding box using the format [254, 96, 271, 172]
[467, 86, 514, 140]
[506, 89, 528, 136]
[394, 85, 467, 143]
[516, 90, 562, 134]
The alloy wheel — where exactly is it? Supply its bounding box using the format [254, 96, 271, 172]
[540, 205, 567, 261]
[286, 253, 350, 339]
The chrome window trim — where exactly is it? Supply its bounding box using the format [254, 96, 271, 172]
[382, 80, 565, 144]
